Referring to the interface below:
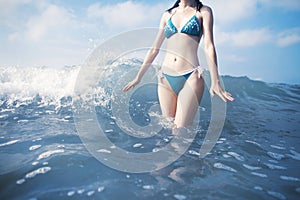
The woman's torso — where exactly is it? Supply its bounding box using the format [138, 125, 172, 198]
[162, 7, 203, 75]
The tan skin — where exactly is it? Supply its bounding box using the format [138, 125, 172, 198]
[123, 0, 234, 128]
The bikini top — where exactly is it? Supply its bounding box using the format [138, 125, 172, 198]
[164, 8, 201, 39]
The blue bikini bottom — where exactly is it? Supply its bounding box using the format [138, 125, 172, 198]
[162, 67, 205, 96]
[163, 72, 193, 95]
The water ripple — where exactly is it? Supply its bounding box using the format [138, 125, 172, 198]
[213, 162, 237, 173]
[37, 149, 65, 161]
[29, 145, 42, 151]
[0, 139, 19, 147]
[242, 164, 261, 170]
[25, 166, 51, 179]
[251, 172, 268, 178]
[286, 150, 300, 161]
[267, 152, 285, 160]
[267, 190, 286, 200]
[264, 163, 287, 170]
[228, 151, 245, 161]
[279, 176, 300, 182]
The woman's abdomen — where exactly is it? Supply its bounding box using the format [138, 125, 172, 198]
[162, 34, 200, 75]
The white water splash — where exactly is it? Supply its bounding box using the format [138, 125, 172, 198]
[245, 140, 261, 147]
[188, 150, 201, 156]
[143, 185, 154, 190]
[242, 164, 261, 170]
[228, 151, 245, 161]
[97, 149, 111, 153]
[264, 163, 287, 170]
[0, 140, 19, 147]
[97, 186, 105, 192]
[133, 143, 143, 148]
[174, 194, 187, 200]
[29, 145, 42, 151]
[87, 190, 95, 196]
[213, 162, 237, 173]
[25, 166, 51, 179]
[67, 191, 75, 196]
[270, 145, 286, 150]
[267, 152, 285, 160]
[251, 172, 268, 178]
[286, 150, 300, 161]
[267, 191, 286, 200]
[37, 149, 65, 160]
[280, 176, 300, 182]
[16, 179, 26, 185]
[0, 66, 80, 106]
[254, 186, 263, 191]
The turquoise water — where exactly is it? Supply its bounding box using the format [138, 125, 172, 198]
[0, 64, 299, 200]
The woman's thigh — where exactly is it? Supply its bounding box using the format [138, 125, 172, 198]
[175, 72, 204, 127]
[157, 76, 177, 118]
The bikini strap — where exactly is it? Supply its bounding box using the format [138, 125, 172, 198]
[170, 7, 177, 19]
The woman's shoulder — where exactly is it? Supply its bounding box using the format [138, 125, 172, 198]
[159, 11, 172, 26]
[199, 5, 213, 15]
[162, 9, 174, 19]
[197, 5, 213, 20]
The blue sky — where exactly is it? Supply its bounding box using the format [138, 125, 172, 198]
[0, 0, 299, 84]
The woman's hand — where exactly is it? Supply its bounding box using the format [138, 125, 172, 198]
[122, 77, 140, 92]
[209, 82, 234, 102]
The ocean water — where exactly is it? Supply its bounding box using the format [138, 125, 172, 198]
[0, 62, 299, 200]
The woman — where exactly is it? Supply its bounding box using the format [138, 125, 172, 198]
[123, 0, 234, 128]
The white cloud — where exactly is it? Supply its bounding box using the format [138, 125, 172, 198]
[87, 1, 169, 29]
[25, 4, 74, 41]
[216, 28, 273, 47]
[202, 0, 257, 25]
[2, 1, 86, 67]
[277, 28, 300, 47]
[202, 0, 300, 27]
[0, 0, 34, 28]
[87, 2, 145, 27]
[0, 0, 32, 17]
[8, 32, 21, 42]
[278, 34, 300, 47]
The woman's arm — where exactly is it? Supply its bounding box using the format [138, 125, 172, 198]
[202, 6, 234, 102]
[123, 12, 167, 92]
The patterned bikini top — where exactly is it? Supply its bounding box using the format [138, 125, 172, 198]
[164, 8, 201, 39]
